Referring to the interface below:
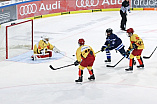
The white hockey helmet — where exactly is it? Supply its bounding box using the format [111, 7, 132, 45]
[41, 35, 49, 42]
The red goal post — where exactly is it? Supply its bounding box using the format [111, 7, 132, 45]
[0, 19, 33, 60]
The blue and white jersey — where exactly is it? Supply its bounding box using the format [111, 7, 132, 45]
[104, 33, 124, 50]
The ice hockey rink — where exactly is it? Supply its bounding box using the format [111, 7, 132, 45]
[0, 10, 157, 104]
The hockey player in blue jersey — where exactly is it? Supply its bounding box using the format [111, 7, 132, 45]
[101, 28, 126, 62]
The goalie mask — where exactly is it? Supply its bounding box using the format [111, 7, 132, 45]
[42, 35, 49, 43]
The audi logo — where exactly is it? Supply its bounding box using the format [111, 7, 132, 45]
[19, 3, 37, 16]
[76, 0, 99, 7]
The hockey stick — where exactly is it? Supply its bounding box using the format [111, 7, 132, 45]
[106, 56, 125, 67]
[50, 51, 101, 70]
[95, 50, 101, 54]
[49, 64, 75, 70]
[106, 49, 133, 67]
[143, 46, 157, 59]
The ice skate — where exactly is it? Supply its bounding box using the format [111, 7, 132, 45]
[104, 59, 111, 62]
[88, 74, 95, 80]
[137, 64, 144, 68]
[75, 77, 83, 82]
[125, 67, 133, 72]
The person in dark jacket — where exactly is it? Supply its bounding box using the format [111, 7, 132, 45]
[101, 28, 126, 62]
[120, 0, 131, 31]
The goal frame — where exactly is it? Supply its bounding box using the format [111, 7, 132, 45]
[5, 19, 33, 59]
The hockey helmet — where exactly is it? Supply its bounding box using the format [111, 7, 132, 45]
[78, 38, 85, 46]
[127, 28, 134, 34]
[106, 28, 113, 34]
[42, 35, 49, 42]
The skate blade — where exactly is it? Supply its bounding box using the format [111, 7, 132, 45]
[125, 70, 133, 73]
[76, 82, 82, 84]
[125, 69, 133, 73]
[137, 67, 144, 70]
[88, 79, 95, 81]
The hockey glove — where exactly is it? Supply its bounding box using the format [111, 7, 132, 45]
[126, 50, 130, 58]
[108, 45, 113, 50]
[132, 43, 138, 49]
[74, 60, 80, 66]
[101, 45, 107, 52]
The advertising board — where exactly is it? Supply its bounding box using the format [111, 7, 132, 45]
[0, 5, 17, 25]
[132, 0, 157, 8]
[17, 0, 123, 19]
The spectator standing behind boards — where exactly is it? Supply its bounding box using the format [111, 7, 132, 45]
[120, 0, 131, 31]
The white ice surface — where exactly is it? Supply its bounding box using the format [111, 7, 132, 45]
[0, 11, 157, 104]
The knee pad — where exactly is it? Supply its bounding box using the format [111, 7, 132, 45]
[87, 66, 92, 70]
[79, 65, 85, 70]
[129, 54, 135, 59]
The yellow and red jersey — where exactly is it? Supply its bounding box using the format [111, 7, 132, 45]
[129, 34, 144, 50]
[33, 40, 54, 54]
[76, 45, 95, 62]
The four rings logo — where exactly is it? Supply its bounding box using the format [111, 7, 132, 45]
[19, 1, 60, 16]
[76, 0, 99, 7]
[19, 3, 37, 16]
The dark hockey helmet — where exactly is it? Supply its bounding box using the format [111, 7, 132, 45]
[127, 28, 134, 34]
[106, 28, 113, 34]
[78, 38, 85, 46]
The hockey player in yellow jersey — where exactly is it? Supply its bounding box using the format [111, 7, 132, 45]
[125, 28, 144, 71]
[74, 38, 96, 82]
[31, 35, 60, 60]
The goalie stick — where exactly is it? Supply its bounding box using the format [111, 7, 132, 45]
[143, 46, 157, 59]
[49, 64, 75, 70]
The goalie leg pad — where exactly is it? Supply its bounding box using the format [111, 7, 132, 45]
[31, 53, 50, 60]
[36, 54, 49, 58]
[47, 51, 52, 57]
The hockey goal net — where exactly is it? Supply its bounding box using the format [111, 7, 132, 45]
[0, 19, 33, 61]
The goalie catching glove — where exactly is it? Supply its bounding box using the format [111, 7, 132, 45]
[53, 46, 60, 53]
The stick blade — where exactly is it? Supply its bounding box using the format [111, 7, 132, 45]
[106, 65, 115, 67]
[143, 56, 150, 59]
[49, 65, 57, 70]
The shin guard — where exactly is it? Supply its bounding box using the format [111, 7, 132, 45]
[137, 57, 144, 65]
[129, 58, 134, 69]
[88, 69, 94, 75]
[78, 69, 83, 77]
